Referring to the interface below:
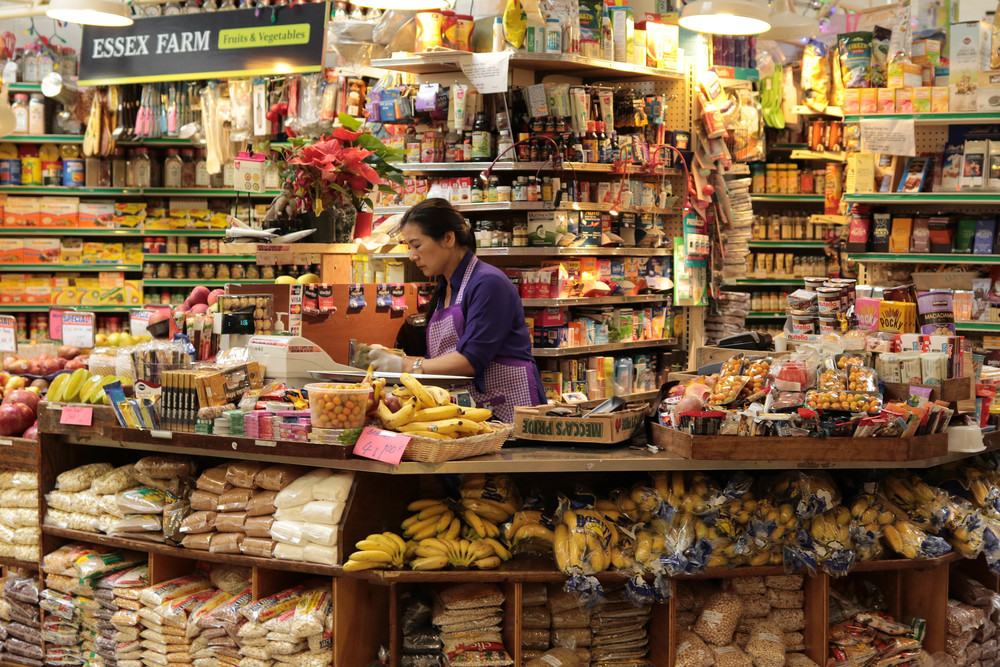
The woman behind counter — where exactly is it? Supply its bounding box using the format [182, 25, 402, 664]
[368, 198, 546, 422]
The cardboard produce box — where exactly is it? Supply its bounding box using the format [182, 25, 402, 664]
[513, 404, 646, 445]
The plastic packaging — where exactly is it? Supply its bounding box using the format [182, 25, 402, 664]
[197, 467, 232, 495]
[92, 465, 138, 495]
[57, 463, 114, 492]
[134, 456, 196, 480]
[240, 537, 275, 558]
[226, 462, 268, 489]
[215, 512, 247, 533]
[676, 629, 714, 667]
[244, 515, 275, 538]
[117, 488, 177, 514]
[218, 488, 254, 512]
[255, 465, 309, 491]
[310, 473, 354, 502]
[179, 511, 217, 534]
[746, 620, 785, 667]
[275, 470, 334, 509]
[693, 592, 743, 645]
[246, 491, 278, 517]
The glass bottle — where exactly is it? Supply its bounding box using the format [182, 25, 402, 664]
[10, 95, 28, 135]
[21, 46, 38, 83]
[218, 0, 237, 8]
[471, 111, 491, 161]
[143, 3, 162, 16]
[180, 149, 196, 188]
[596, 121, 608, 163]
[527, 175, 539, 201]
[183, 0, 203, 12]
[163, 1, 183, 15]
[194, 150, 210, 187]
[584, 121, 599, 163]
[112, 147, 127, 188]
[133, 148, 152, 188]
[163, 149, 183, 188]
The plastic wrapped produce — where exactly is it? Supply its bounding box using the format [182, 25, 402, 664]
[883, 518, 952, 559]
[676, 629, 713, 667]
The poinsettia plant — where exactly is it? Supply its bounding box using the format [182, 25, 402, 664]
[278, 113, 404, 217]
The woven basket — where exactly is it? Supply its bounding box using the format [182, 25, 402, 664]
[403, 423, 513, 463]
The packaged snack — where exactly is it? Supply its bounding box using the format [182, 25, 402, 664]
[709, 376, 749, 406]
[838, 32, 874, 88]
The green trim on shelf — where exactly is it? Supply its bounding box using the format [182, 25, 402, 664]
[843, 193, 1000, 204]
[745, 312, 788, 318]
[0, 134, 83, 143]
[848, 253, 1000, 264]
[0, 264, 142, 272]
[144, 254, 257, 262]
[844, 112, 1000, 125]
[0, 228, 227, 237]
[143, 279, 274, 287]
[7, 83, 41, 93]
[748, 241, 827, 248]
[750, 194, 825, 202]
[722, 279, 803, 286]
[0, 186, 279, 197]
[955, 321, 1000, 332]
[532, 338, 677, 357]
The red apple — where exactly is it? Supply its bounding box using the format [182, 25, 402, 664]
[4, 389, 40, 415]
[21, 421, 37, 440]
[0, 404, 33, 436]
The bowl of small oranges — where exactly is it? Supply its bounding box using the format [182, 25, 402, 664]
[306, 382, 372, 430]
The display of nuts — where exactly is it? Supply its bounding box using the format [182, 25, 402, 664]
[693, 592, 743, 645]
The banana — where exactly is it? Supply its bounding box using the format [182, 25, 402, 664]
[415, 544, 448, 558]
[343, 560, 382, 571]
[503, 511, 544, 542]
[399, 419, 464, 435]
[404, 515, 440, 537]
[413, 404, 462, 421]
[407, 431, 454, 440]
[348, 550, 394, 564]
[425, 385, 450, 406]
[378, 398, 417, 430]
[418, 537, 451, 554]
[404, 540, 419, 560]
[483, 537, 511, 560]
[383, 532, 407, 556]
[553, 525, 570, 572]
[411, 556, 449, 570]
[401, 514, 421, 530]
[416, 502, 450, 520]
[512, 523, 555, 545]
[461, 498, 515, 523]
[474, 556, 501, 569]
[443, 517, 461, 540]
[412, 524, 438, 541]
[464, 510, 488, 538]
[435, 510, 455, 534]
[482, 519, 500, 538]
[408, 498, 445, 512]
[355, 539, 396, 555]
[458, 407, 493, 422]
[400, 373, 436, 409]
[471, 540, 494, 561]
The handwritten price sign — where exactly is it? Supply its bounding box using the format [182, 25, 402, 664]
[353, 427, 411, 465]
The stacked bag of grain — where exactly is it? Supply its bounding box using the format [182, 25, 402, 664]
[761, 575, 806, 652]
[588, 587, 652, 664]
[41, 544, 146, 667]
[432, 583, 513, 667]
[182, 463, 315, 559]
[0, 469, 39, 563]
[546, 585, 592, 663]
[1, 575, 42, 667]
[948, 573, 1000, 667]
[520, 584, 550, 662]
[269, 469, 354, 566]
[45, 462, 116, 534]
[93, 563, 150, 667]
[399, 594, 443, 666]
[136, 572, 216, 667]
[236, 582, 333, 667]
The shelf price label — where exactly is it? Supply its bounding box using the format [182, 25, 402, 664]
[61, 312, 95, 349]
[130, 310, 154, 337]
[353, 427, 411, 466]
[0, 316, 16, 354]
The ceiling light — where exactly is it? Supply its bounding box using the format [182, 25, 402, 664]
[46, 0, 132, 27]
[679, 0, 771, 35]
[348, 0, 449, 8]
[761, 0, 819, 40]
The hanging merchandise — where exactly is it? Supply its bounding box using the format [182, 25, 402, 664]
[801, 39, 831, 113]
[758, 52, 784, 129]
[730, 89, 764, 162]
[503, 0, 529, 49]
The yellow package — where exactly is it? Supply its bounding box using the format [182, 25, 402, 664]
[503, 0, 527, 49]
[802, 39, 830, 112]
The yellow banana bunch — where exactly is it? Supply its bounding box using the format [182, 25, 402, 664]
[410, 537, 502, 570]
[808, 510, 850, 546]
[378, 375, 493, 438]
[552, 509, 618, 575]
[401, 499, 461, 541]
[344, 532, 407, 571]
[618, 485, 660, 523]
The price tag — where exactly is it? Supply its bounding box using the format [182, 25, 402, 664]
[0, 316, 16, 354]
[60, 406, 93, 426]
[352, 427, 411, 466]
[130, 309, 154, 337]
[50, 309, 64, 341]
[61, 312, 95, 348]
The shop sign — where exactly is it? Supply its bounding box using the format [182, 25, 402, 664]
[79, 4, 327, 85]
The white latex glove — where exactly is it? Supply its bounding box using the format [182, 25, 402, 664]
[367, 345, 403, 373]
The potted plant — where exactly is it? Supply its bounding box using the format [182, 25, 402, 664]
[271, 113, 404, 241]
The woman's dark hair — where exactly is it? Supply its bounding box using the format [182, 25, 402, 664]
[400, 198, 475, 249]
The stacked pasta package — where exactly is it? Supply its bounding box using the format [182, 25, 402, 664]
[1, 575, 43, 667]
[41, 544, 146, 667]
[944, 573, 1000, 667]
[269, 468, 354, 566]
[674, 575, 819, 667]
[93, 562, 150, 667]
[0, 469, 39, 563]
[432, 583, 513, 667]
[134, 570, 224, 667]
[236, 582, 333, 667]
[588, 586, 652, 664]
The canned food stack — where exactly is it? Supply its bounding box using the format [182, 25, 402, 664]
[786, 278, 857, 336]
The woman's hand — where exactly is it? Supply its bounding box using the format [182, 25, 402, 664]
[367, 345, 403, 373]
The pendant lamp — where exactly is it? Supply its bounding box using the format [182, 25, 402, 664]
[46, 0, 132, 27]
[679, 0, 771, 35]
[761, 0, 819, 41]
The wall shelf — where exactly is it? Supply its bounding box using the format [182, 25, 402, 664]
[722, 279, 802, 286]
[0, 264, 142, 272]
[142, 279, 274, 287]
[955, 321, 1000, 332]
[532, 338, 677, 357]
[844, 193, 1000, 204]
[143, 254, 257, 262]
[748, 241, 827, 248]
[848, 253, 1000, 264]
[746, 311, 787, 318]
[521, 294, 671, 307]
[476, 247, 670, 257]
[750, 194, 825, 202]
[844, 112, 1000, 125]
[370, 52, 684, 81]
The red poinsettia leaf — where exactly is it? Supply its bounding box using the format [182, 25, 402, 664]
[332, 127, 362, 141]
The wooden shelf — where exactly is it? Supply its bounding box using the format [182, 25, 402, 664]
[0, 555, 38, 571]
[532, 338, 677, 357]
[521, 294, 670, 307]
[370, 52, 684, 81]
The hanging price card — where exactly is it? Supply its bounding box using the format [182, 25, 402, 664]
[0, 316, 16, 354]
[61, 312, 95, 349]
[353, 427, 411, 466]
[130, 309, 154, 337]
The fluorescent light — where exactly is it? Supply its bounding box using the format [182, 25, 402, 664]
[46, 0, 132, 26]
[679, 0, 771, 35]
[761, 0, 818, 40]
[349, 0, 449, 8]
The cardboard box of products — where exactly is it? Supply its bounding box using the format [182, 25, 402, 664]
[40, 197, 79, 227]
[3, 197, 40, 227]
[513, 404, 647, 444]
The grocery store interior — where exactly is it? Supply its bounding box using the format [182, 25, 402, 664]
[4, 0, 1000, 665]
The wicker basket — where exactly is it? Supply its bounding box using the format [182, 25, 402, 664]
[403, 423, 513, 463]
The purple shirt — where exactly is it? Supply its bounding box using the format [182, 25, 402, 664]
[432, 251, 546, 403]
